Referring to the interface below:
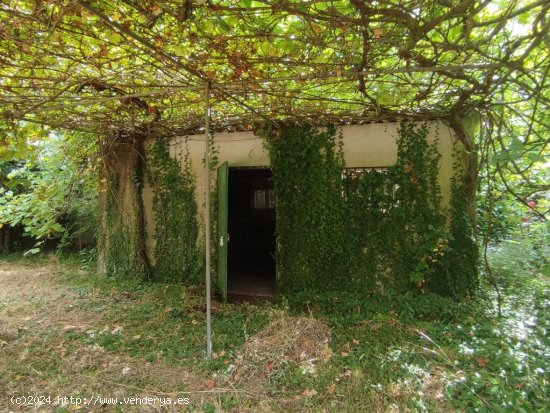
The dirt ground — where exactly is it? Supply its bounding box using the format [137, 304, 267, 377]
[0, 261, 97, 333]
[0, 259, 465, 413]
[0, 260, 254, 413]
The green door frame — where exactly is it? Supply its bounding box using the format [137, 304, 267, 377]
[217, 161, 229, 302]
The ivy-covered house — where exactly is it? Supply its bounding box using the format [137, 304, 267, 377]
[99, 120, 478, 301]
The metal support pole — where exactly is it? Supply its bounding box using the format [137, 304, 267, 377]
[204, 81, 212, 359]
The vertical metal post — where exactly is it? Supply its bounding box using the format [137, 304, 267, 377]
[204, 81, 212, 359]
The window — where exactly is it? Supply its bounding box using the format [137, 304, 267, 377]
[342, 167, 397, 213]
[267, 189, 276, 209]
[253, 189, 266, 209]
[252, 189, 275, 210]
[342, 167, 389, 197]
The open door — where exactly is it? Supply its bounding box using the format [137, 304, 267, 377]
[217, 161, 229, 302]
[227, 168, 276, 301]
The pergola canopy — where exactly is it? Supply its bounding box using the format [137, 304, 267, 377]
[0, 0, 548, 137]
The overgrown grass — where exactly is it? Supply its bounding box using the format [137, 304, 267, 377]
[57, 256, 272, 369]
[1, 237, 548, 412]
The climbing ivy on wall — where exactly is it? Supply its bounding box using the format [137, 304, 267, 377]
[357, 122, 447, 292]
[147, 138, 201, 283]
[264, 124, 346, 291]
[430, 153, 479, 298]
[263, 122, 478, 298]
[205, 136, 220, 284]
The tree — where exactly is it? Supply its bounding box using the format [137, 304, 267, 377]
[0, 129, 98, 251]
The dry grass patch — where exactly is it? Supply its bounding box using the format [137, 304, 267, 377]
[0, 259, 260, 412]
[0, 260, 101, 343]
[232, 315, 331, 385]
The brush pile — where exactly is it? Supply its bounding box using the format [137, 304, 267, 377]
[232, 316, 331, 384]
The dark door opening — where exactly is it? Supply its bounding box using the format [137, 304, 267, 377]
[227, 168, 276, 300]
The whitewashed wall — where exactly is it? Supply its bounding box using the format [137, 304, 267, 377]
[143, 121, 458, 258]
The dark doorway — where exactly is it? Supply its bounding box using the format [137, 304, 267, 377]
[227, 168, 276, 300]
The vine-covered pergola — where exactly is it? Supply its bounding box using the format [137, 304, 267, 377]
[0, 0, 547, 139]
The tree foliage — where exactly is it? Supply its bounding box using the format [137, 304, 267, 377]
[0, 130, 98, 248]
